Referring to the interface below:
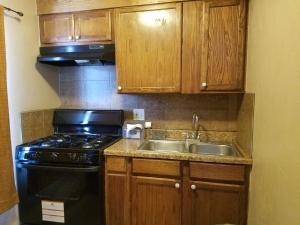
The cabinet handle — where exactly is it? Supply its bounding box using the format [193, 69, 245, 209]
[68, 35, 73, 40]
[117, 86, 122, 91]
[202, 82, 207, 88]
[75, 35, 80, 40]
[175, 183, 180, 189]
[191, 184, 197, 190]
[215, 224, 236, 225]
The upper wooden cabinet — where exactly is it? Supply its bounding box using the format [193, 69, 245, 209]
[39, 9, 112, 45]
[182, 0, 247, 93]
[115, 3, 182, 93]
[74, 10, 112, 43]
[39, 13, 74, 44]
[38, 0, 248, 93]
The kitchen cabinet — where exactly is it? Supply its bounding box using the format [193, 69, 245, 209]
[105, 157, 129, 225]
[187, 181, 246, 225]
[131, 159, 182, 225]
[39, 9, 112, 45]
[105, 156, 249, 225]
[182, 0, 247, 93]
[106, 174, 126, 225]
[131, 177, 181, 225]
[74, 10, 112, 43]
[39, 13, 74, 44]
[115, 3, 182, 93]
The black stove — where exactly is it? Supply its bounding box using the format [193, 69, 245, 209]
[16, 109, 124, 225]
[16, 109, 123, 165]
[16, 133, 120, 164]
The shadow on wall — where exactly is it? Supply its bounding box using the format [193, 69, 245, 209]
[36, 62, 60, 95]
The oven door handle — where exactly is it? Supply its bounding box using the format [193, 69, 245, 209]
[17, 163, 100, 172]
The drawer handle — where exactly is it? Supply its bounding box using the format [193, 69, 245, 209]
[117, 86, 122, 91]
[191, 184, 197, 190]
[68, 35, 73, 40]
[175, 183, 180, 189]
[75, 35, 80, 40]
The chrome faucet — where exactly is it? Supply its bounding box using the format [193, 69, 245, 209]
[192, 113, 200, 139]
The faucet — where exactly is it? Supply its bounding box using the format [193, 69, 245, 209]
[192, 113, 200, 139]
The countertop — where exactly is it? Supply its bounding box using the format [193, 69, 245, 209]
[104, 139, 253, 165]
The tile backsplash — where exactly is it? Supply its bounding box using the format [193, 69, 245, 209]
[59, 66, 241, 132]
[20, 66, 255, 156]
[21, 109, 54, 143]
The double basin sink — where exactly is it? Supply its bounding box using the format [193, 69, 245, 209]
[138, 140, 239, 157]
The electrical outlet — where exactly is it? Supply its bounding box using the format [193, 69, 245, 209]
[133, 109, 145, 121]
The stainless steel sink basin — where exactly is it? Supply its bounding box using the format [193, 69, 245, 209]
[138, 140, 186, 152]
[138, 140, 239, 156]
[189, 143, 238, 156]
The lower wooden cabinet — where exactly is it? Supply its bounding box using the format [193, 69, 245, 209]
[187, 181, 246, 225]
[105, 157, 249, 225]
[131, 177, 182, 225]
[105, 174, 126, 225]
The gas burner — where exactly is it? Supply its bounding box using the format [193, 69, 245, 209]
[41, 142, 52, 148]
[56, 138, 65, 143]
[81, 143, 93, 149]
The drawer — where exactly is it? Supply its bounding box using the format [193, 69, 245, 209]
[190, 162, 245, 182]
[132, 159, 181, 177]
[106, 157, 126, 173]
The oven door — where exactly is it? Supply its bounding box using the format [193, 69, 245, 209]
[16, 162, 104, 225]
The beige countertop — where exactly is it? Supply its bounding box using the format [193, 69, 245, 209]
[104, 139, 253, 165]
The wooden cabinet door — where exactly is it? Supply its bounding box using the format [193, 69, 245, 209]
[74, 10, 112, 43]
[131, 176, 182, 225]
[182, 0, 247, 93]
[39, 14, 74, 44]
[115, 3, 182, 93]
[106, 173, 126, 225]
[187, 181, 246, 225]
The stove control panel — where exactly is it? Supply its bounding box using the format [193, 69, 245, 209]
[18, 151, 98, 164]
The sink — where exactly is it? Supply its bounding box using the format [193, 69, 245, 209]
[138, 140, 239, 156]
[138, 140, 186, 152]
[189, 143, 238, 156]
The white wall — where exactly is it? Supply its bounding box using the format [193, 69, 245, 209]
[0, 1, 61, 224]
[247, 0, 300, 224]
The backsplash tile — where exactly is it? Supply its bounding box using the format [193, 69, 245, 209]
[146, 129, 236, 144]
[20, 69, 254, 156]
[21, 109, 55, 143]
[59, 66, 243, 132]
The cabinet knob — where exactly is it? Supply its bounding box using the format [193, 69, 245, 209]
[191, 184, 197, 190]
[75, 35, 80, 40]
[68, 35, 73, 40]
[202, 82, 207, 88]
[117, 86, 122, 91]
[175, 183, 180, 189]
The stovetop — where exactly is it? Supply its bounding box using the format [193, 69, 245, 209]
[16, 133, 121, 165]
[21, 134, 118, 150]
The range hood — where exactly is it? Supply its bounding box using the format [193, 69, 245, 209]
[37, 44, 115, 66]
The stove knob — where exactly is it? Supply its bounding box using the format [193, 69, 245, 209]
[30, 152, 40, 160]
[51, 152, 58, 159]
[35, 152, 41, 160]
[69, 153, 77, 161]
[79, 154, 88, 162]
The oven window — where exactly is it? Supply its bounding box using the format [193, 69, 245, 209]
[17, 165, 104, 225]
